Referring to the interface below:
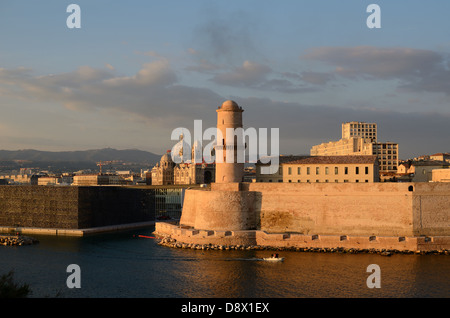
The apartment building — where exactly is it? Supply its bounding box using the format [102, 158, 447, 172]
[310, 121, 399, 173]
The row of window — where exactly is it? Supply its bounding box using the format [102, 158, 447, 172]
[374, 144, 397, 149]
[286, 166, 371, 175]
[349, 123, 376, 128]
[259, 179, 371, 183]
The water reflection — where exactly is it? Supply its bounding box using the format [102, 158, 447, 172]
[0, 230, 448, 298]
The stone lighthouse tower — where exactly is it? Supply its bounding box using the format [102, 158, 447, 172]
[215, 100, 245, 183]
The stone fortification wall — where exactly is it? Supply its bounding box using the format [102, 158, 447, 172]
[179, 182, 450, 238]
[180, 186, 259, 231]
[154, 222, 450, 252]
[412, 183, 450, 236]
[0, 186, 154, 230]
[247, 182, 415, 237]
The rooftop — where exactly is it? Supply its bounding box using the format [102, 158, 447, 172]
[283, 155, 378, 165]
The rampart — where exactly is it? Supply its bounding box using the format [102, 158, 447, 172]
[155, 182, 450, 251]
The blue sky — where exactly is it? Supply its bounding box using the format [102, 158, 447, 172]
[0, 1, 449, 159]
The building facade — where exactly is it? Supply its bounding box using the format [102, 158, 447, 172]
[282, 155, 379, 183]
[255, 155, 308, 183]
[341, 121, 377, 142]
[255, 155, 379, 183]
[310, 121, 399, 173]
[430, 153, 450, 163]
[151, 150, 215, 186]
[174, 163, 215, 185]
[410, 161, 450, 182]
[72, 174, 124, 186]
[151, 152, 176, 185]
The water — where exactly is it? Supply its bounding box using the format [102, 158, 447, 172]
[0, 226, 449, 298]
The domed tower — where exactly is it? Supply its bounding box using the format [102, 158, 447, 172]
[215, 100, 245, 183]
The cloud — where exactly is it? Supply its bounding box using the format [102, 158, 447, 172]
[1, 54, 448, 158]
[103, 59, 177, 87]
[209, 60, 318, 93]
[191, 10, 260, 65]
[234, 97, 450, 159]
[299, 71, 335, 85]
[301, 46, 450, 95]
[211, 60, 271, 86]
[0, 60, 222, 128]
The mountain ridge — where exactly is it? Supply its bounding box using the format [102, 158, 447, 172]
[0, 147, 161, 164]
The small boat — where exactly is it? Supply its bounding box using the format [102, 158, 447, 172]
[262, 257, 285, 262]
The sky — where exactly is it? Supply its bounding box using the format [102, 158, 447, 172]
[0, 0, 449, 159]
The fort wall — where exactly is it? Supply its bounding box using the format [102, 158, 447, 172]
[172, 182, 450, 251]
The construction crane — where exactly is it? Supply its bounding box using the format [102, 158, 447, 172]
[96, 161, 114, 175]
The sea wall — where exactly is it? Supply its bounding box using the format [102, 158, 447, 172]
[154, 222, 450, 252]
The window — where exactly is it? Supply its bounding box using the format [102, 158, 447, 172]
[345, 167, 348, 175]
[288, 167, 292, 175]
[307, 167, 310, 175]
[356, 167, 359, 175]
[316, 167, 319, 175]
[335, 167, 338, 174]
[325, 167, 329, 175]
[297, 167, 301, 175]
[365, 167, 369, 174]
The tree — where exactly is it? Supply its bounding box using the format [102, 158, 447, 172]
[0, 270, 31, 298]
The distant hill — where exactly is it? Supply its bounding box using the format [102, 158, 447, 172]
[0, 148, 161, 164]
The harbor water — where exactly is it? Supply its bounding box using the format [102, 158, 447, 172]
[0, 226, 449, 298]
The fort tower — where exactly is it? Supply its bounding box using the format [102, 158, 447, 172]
[215, 100, 245, 183]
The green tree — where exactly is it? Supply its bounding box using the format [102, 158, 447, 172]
[0, 270, 31, 298]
